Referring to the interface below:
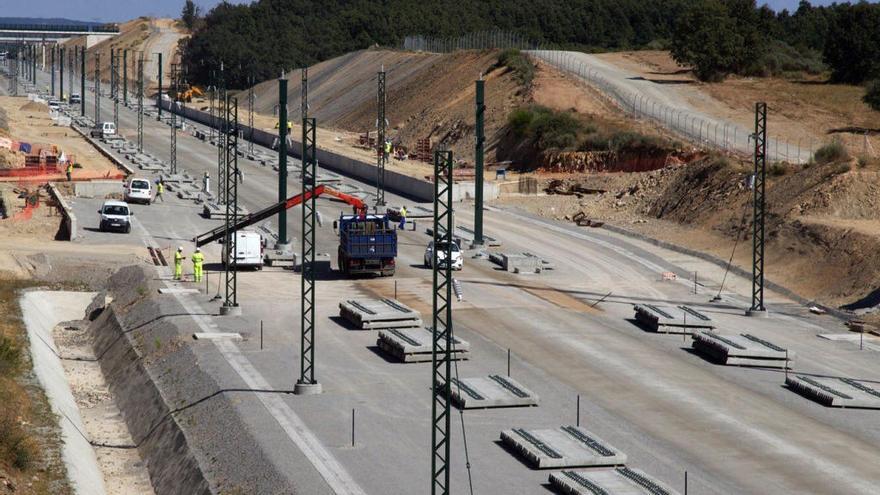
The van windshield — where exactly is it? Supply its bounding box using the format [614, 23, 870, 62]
[131, 180, 149, 190]
[103, 205, 129, 216]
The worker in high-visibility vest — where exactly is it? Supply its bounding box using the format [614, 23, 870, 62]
[398, 206, 407, 230]
[155, 180, 165, 202]
[66, 163, 73, 181]
[174, 246, 184, 280]
[384, 140, 392, 157]
[191, 247, 204, 282]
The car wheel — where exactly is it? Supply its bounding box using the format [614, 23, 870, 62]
[125, 224, 131, 234]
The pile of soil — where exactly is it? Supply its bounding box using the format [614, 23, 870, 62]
[0, 148, 24, 169]
[19, 101, 49, 113]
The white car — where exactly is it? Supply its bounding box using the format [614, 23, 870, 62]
[125, 178, 153, 204]
[424, 240, 463, 270]
[97, 200, 132, 233]
[47, 99, 62, 111]
[69, 94, 81, 104]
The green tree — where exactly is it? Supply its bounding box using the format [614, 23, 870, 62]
[865, 80, 880, 112]
[181, 0, 200, 30]
[823, 2, 880, 84]
[670, 0, 765, 82]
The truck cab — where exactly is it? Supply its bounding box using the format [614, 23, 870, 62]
[336, 214, 397, 276]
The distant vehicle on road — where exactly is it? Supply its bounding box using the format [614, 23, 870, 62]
[424, 240, 463, 270]
[221, 230, 265, 270]
[89, 121, 116, 139]
[47, 99, 61, 111]
[69, 93, 81, 104]
[97, 200, 132, 233]
[124, 178, 153, 205]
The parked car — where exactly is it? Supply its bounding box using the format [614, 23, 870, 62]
[424, 240, 463, 270]
[97, 200, 132, 233]
[47, 99, 61, 111]
[69, 93, 81, 104]
[89, 121, 117, 139]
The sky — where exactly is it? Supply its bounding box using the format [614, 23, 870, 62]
[0, 0, 878, 23]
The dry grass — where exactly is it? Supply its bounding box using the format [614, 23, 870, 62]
[0, 279, 71, 493]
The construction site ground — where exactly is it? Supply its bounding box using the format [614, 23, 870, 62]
[2, 60, 880, 494]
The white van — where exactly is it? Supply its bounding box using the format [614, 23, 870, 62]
[90, 121, 117, 139]
[97, 200, 132, 233]
[222, 231, 265, 269]
[125, 178, 153, 204]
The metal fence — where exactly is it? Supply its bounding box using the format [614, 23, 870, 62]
[403, 32, 874, 164]
[402, 31, 537, 53]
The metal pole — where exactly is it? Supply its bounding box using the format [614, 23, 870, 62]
[80, 46, 85, 116]
[376, 67, 387, 206]
[50, 45, 54, 96]
[123, 49, 128, 106]
[58, 46, 63, 100]
[170, 63, 178, 175]
[94, 52, 100, 123]
[248, 73, 255, 154]
[431, 149, 454, 495]
[217, 63, 227, 203]
[749, 102, 767, 316]
[277, 74, 289, 246]
[295, 116, 320, 394]
[221, 94, 240, 315]
[137, 53, 144, 153]
[156, 52, 162, 119]
[474, 76, 485, 246]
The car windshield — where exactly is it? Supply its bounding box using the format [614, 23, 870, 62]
[103, 205, 129, 215]
[435, 242, 459, 252]
[131, 180, 149, 190]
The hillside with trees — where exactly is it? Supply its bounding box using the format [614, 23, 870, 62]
[181, 0, 880, 94]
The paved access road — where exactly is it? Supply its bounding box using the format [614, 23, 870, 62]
[34, 66, 880, 494]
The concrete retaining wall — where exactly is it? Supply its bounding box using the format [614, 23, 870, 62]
[160, 100, 498, 203]
[70, 124, 135, 176]
[74, 179, 125, 198]
[48, 182, 76, 241]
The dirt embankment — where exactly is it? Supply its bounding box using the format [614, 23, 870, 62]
[63, 18, 187, 94]
[244, 48, 527, 167]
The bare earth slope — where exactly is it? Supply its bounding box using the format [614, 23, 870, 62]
[244, 48, 526, 165]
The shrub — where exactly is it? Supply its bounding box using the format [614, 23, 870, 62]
[864, 79, 880, 111]
[507, 108, 534, 137]
[813, 142, 850, 164]
[0, 335, 21, 374]
[768, 162, 790, 176]
[497, 49, 535, 89]
[530, 109, 581, 150]
[507, 105, 581, 151]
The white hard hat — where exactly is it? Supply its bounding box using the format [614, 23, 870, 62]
[195, 247, 201, 252]
[178, 246, 183, 251]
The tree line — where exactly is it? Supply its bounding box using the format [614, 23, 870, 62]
[180, 0, 880, 95]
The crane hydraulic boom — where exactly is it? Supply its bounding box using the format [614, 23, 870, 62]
[193, 184, 369, 247]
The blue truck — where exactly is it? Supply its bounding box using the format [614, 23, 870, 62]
[336, 213, 398, 276]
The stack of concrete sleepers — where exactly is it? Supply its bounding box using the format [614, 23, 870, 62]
[633, 304, 714, 334]
[500, 426, 626, 469]
[549, 467, 681, 495]
[692, 331, 793, 368]
[448, 375, 539, 409]
[339, 298, 421, 329]
[376, 327, 469, 362]
[786, 375, 880, 408]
